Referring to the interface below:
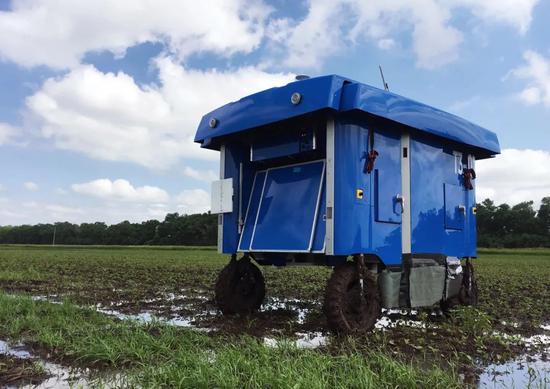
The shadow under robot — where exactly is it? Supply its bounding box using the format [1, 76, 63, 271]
[194, 75, 500, 334]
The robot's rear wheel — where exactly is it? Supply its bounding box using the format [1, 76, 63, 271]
[214, 255, 266, 314]
[324, 262, 381, 334]
[459, 259, 478, 306]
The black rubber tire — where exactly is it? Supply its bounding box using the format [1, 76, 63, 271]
[324, 262, 381, 334]
[440, 296, 460, 314]
[459, 260, 479, 306]
[214, 257, 266, 315]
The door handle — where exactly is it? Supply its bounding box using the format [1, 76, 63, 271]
[458, 205, 466, 213]
[396, 194, 405, 214]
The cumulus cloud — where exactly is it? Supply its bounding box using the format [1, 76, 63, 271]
[26, 60, 293, 169]
[0, 198, 169, 225]
[0, 0, 271, 69]
[183, 166, 218, 182]
[0, 122, 16, 145]
[0, 0, 538, 72]
[511, 50, 550, 107]
[476, 149, 550, 207]
[23, 181, 38, 191]
[454, 0, 539, 34]
[176, 189, 210, 215]
[72, 179, 169, 203]
[269, 0, 539, 70]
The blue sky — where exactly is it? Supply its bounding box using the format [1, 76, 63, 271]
[0, 0, 549, 225]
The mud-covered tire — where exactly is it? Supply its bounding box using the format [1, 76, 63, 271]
[440, 296, 460, 314]
[324, 262, 381, 334]
[214, 257, 265, 315]
[459, 260, 478, 306]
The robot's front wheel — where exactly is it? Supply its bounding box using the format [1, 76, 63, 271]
[324, 262, 381, 334]
[214, 255, 266, 314]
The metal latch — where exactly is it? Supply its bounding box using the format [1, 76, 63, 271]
[396, 194, 405, 214]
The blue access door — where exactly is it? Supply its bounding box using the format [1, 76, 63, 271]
[238, 160, 326, 252]
[410, 137, 467, 257]
[370, 129, 403, 264]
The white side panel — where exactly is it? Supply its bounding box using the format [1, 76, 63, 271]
[325, 118, 335, 255]
[211, 178, 233, 214]
[401, 133, 412, 254]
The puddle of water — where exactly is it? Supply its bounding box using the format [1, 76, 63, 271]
[375, 308, 425, 330]
[96, 307, 194, 327]
[95, 306, 216, 332]
[1, 339, 120, 388]
[295, 332, 328, 348]
[264, 331, 328, 349]
[0, 339, 32, 359]
[260, 297, 315, 324]
[478, 354, 550, 388]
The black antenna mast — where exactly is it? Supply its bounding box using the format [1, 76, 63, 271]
[379, 65, 389, 91]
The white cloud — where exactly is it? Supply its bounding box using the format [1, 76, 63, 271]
[55, 188, 68, 195]
[26, 60, 293, 169]
[0, 0, 271, 69]
[511, 50, 550, 107]
[0, 184, 4, 192]
[176, 189, 210, 215]
[183, 166, 218, 182]
[0, 122, 16, 145]
[0, 0, 540, 74]
[271, 0, 539, 70]
[377, 38, 396, 51]
[72, 179, 169, 203]
[476, 149, 550, 207]
[24, 181, 38, 191]
[453, 0, 539, 34]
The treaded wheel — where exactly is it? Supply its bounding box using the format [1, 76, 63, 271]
[324, 262, 381, 334]
[459, 260, 478, 306]
[215, 256, 265, 314]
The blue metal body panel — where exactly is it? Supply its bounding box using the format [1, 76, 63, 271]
[444, 184, 465, 230]
[374, 133, 402, 224]
[196, 74, 499, 266]
[332, 120, 371, 255]
[369, 128, 403, 265]
[241, 160, 325, 252]
[409, 136, 466, 257]
[311, 174, 326, 252]
[195, 75, 348, 149]
[339, 83, 500, 157]
[238, 170, 266, 251]
[195, 75, 500, 158]
[220, 142, 254, 254]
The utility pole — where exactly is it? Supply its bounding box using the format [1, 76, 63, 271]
[52, 225, 56, 246]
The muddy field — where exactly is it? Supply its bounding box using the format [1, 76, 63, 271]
[0, 245, 549, 388]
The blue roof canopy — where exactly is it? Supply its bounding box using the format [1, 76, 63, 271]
[195, 75, 500, 157]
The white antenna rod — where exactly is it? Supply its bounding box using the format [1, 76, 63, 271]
[379, 65, 389, 91]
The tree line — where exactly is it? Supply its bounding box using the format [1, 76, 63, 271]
[0, 197, 549, 248]
[0, 212, 217, 246]
[476, 197, 550, 248]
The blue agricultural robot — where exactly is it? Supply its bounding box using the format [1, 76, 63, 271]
[194, 75, 499, 333]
